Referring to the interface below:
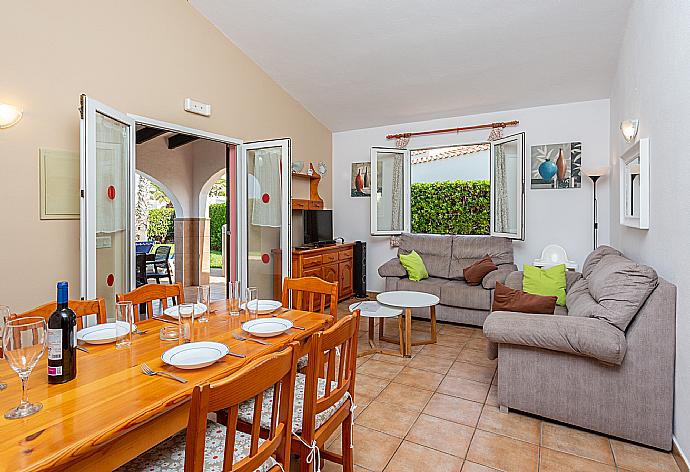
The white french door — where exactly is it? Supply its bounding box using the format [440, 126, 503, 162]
[490, 132, 525, 240]
[238, 139, 291, 301]
[80, 95, 136, 316]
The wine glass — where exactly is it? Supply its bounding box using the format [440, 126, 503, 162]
[228, 281, 241, 317]
[0, 305, 9, 391]
[196, 285, 210, 323]
[3, 316, 47, 419]
[245, 287, 258, 320]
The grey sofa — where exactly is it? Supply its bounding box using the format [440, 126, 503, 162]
[483, 246, 676, 450]
[378, 233, 516, 326]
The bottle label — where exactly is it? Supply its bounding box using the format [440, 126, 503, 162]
[48, 328, 62, 360]
[48, 366, 63, 376]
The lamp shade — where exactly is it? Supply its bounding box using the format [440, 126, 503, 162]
[0, 103, 23, 129]
[583, 166, 610, 178]
[620, 119, 639, 142]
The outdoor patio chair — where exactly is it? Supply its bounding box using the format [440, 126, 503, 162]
[146, 245, 173, 284]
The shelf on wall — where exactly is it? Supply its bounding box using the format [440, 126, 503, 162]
[291, 171, 323, 210]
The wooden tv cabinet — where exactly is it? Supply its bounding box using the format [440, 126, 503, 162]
[272, 243, 355, 302]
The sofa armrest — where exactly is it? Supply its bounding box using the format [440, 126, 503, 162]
[504, 271, 524, 290]
[483, 311, 627, 365]
[482, 264, 518, 289]
[378, 258, 407, 278]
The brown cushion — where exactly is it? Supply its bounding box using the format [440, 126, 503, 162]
[492, 282, 557, 314]
[463, 256, 497, 286]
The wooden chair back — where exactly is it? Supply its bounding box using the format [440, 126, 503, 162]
[281, 276, 338, 316]
[185, 343, 299, 472]
[116, 283, 184, 322]
[301, 310, 360, 442]
[14, 298, 107, 330]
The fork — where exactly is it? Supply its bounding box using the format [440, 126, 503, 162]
[76, 345, 90, 353]
[140, 363, 188, 383]
[232, 333, 271, 345]
[224, 345, 246, 358]
[135, 329, 148, 335]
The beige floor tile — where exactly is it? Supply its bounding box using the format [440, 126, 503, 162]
[423, 393, 483, 427]
[466, 429, 539, 472]
[457, 348, 498, 368]
[437, 376, 491, 403]
[485, 385, 498, 406]
[407, 353, 454, 374]
[383, 440, 464, 472]
[355, 392, 376, 409]
[440, 325, 480, 336]
[357, 355, 372, 368]
[377, 382, 434, 412]
[436, 332, 473, 347]
[406, 413, 474, 458]
[610, 439, 680, 472]
[419, 343, 462, 360]
[541, 421, 615, 465]
[540, 448, 617, 472]
[370, 353, 411, 366]
[393, 366, 445, 391]
[476, 405, 540, 444]
[355, 373, 391, 399]
[357, 360, 405, 380]
[355, 400, 420, 438]
[447, 361, 496, 384]
[326, 424, 402, 472]
[322, 462, 372, 472]
[461, 462, 500, 471]
[464, 337, 490, 352]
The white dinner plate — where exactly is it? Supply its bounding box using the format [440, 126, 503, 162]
[163, 303, 207, 319]
[240, 299, 282, 315]
[76, 321, 137, 345]
[242, 318, 293, 338]
[161, 341, 229, 369]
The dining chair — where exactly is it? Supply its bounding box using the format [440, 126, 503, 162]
[116, 282, 184, 322]
[146, 245, 173, 284]
[282, 276, 339, 318]
[14, 298, 107, 330]
[237, 311, 361, 472]
[120, 343, 300, 472]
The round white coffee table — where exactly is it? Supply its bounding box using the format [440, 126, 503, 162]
[349, 301, 404, 357]
[377, 291, 440, 357]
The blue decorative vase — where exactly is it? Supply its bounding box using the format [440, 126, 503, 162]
[539, 159, 558, 182]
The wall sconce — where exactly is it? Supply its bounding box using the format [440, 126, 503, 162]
[620, 119, 639, 143]
[0, 103, 23, 129]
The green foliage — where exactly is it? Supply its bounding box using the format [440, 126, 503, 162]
[210, 250, 222, 269]
[411, 180, 490, 235]
[209, 203, 226, 251]
[147, 208, 175, 243]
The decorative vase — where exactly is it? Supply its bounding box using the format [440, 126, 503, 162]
[538, 159, 558, 182]
[556, 148, 566, 181]
[354, 169, 363, 193]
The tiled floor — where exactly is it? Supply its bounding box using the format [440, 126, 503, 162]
[320, 299, 683, 472]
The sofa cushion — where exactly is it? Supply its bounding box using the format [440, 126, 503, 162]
[397, 277, 447, 297]
[448, 236, 513, 279]
[565, 271, 583, 291]
[587, 254, 658, 330]
[399, 250, 429, 281]
[378, 258, 407, 278]
[582, 245, 623, 279]
[492, 282, 557, 314]
[440, 280, 491, 310]
[523, 264, 567, 306]
[566, 277, 590, 314]
[463, 256, 497, 286]
[482, 264, 518, 289]
[398, 233, 452, 278]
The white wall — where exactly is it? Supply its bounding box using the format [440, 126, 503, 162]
[333, 99, 611, 291]
[608, 0, 690, 457]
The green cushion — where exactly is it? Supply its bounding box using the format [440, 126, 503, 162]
[399, 251, 429, 282]
[523, 264, 567, 306]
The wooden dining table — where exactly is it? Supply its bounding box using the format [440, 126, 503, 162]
[0, 301, 332, 472]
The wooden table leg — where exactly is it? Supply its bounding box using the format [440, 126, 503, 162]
[378, 316, 385, 340]
[368, 317, 375, 349]
[405, 307, 412, 357]
[398, 315, 404, 356]
[430, 305, 437, 343]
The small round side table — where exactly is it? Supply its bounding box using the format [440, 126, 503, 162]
[349, 301, 404, 357]
[376, 290, 440, 357]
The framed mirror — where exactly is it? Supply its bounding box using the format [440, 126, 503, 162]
[619, 137, 649, 229]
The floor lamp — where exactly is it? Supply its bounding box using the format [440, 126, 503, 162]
[583, 167, 610, 250]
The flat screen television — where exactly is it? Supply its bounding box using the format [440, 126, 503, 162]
[303, 210, 334, 245]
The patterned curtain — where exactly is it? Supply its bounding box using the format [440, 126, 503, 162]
[390, 153, 403, 230]
[250, 148, 282, 227]
[488, 127, 509, 233]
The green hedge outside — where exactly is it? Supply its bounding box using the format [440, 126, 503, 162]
[411, 180, 489, 235]
[209, 203, 226, 251]
[147, 208, 175, 243]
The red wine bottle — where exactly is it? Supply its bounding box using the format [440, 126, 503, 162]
[47, 281, 77, 384]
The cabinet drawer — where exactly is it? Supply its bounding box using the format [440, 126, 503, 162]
[322, 252, 338, 264]
[302, 267, 323, 278]
[302, 255, 322, 268]
[339, 248, 353, 261]
[308, 200, 324, 210]
[292, 199, 308, 210]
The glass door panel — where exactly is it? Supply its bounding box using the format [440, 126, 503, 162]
[370, 147, 410, 235]
[80, 96, 135, 319]
[490, 132, 525, 240]
[239, 139, 291, 301]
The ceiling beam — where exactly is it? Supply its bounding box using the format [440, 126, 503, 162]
[136, 126, 167, 144]
[167, 134, 199, 150]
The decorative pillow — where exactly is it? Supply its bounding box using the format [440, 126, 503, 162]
[523, 264, 567, 306]
[463, 256, 498, 286]
[492, 282, 557, 314]
[582, 245, 623, 279]
[399, 250, 429, 282]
